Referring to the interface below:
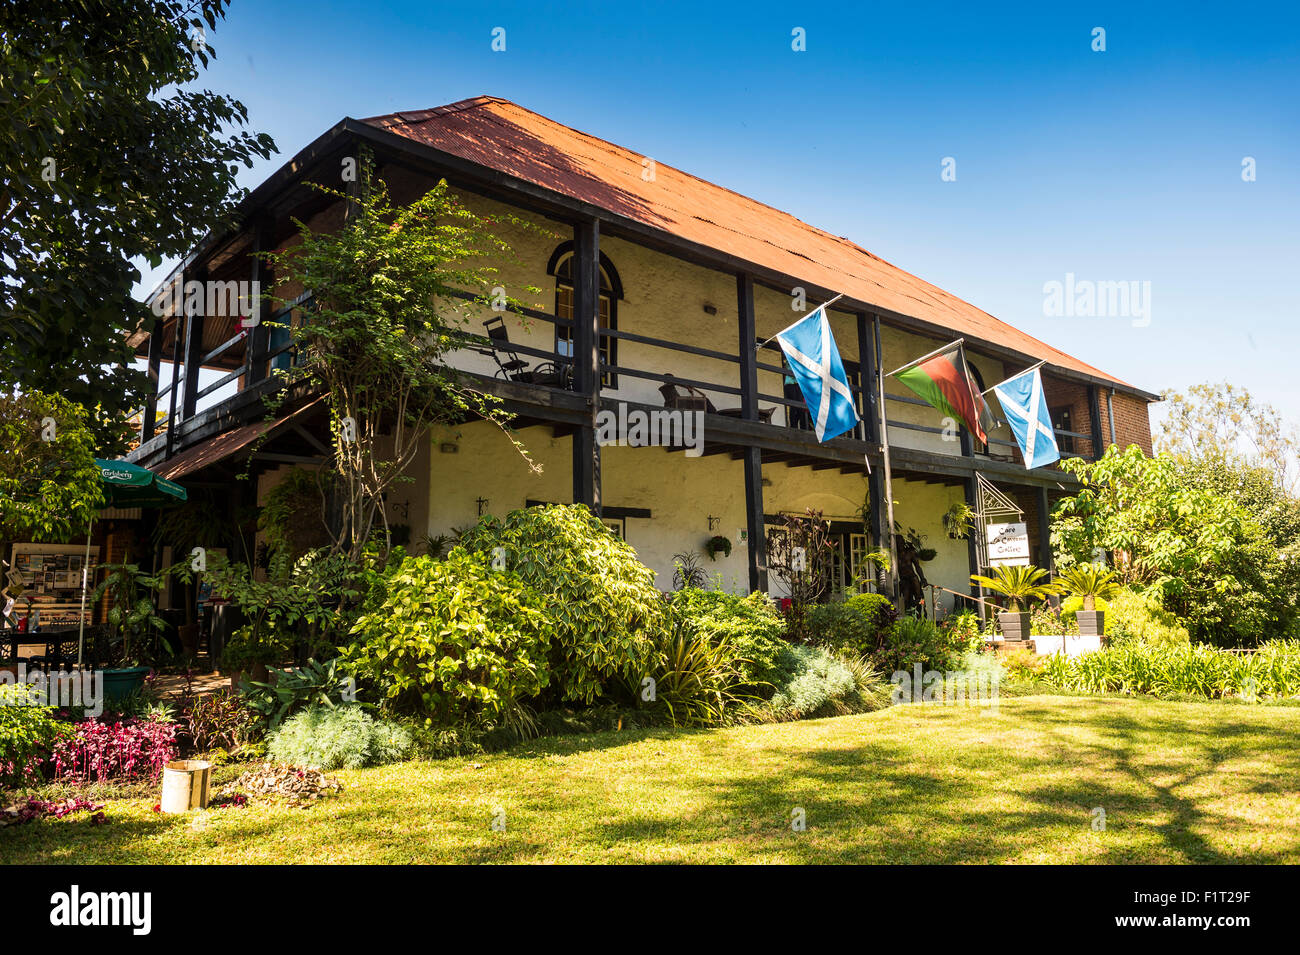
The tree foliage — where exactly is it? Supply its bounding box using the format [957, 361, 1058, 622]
[266, 163, 542, 562]
[0, 0, 275, 452]
[0, 391, 103, 558]
[459, 505, 668, 705]
[1053, 445, 1284, 645]
[1157, 382, 1298, 494]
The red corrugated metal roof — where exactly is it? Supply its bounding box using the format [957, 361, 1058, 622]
[361, 96, 1139, 391]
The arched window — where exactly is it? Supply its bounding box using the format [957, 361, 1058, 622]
[547, 242, 622, 388]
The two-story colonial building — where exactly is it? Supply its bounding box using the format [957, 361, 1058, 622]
[126, 96, 1157, 613]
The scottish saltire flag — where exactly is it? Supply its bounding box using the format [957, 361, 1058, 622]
[776, 306, 860, 442]
[993, 367, 1060, 469]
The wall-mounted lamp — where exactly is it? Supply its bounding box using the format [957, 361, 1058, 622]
[702, 303, 717, 316]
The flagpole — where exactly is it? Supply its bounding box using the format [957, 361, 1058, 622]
[981, 359, 1047, 397]
[885, 337, 965, 379]
[754, 293, 847, 351]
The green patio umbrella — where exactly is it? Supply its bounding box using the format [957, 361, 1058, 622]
[94, 459, 188, 509]
[77, 460, 188, 667]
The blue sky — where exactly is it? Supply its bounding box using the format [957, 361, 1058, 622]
[153, 0, 1300, 425]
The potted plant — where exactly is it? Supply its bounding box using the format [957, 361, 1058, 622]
[91, 562, 172, 701]
[942, 501, 975, 540]
[1057, 563, 1120, 637]
[704, 535, 732, 561]
[970, 565, 1062, 641]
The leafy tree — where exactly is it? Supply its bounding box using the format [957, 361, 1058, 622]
[0, 392, 103, 562]
[1171, 455, 1300, 641]
[1157, 382, 1298, 494]
[267, 162, 541, 562]
[1053, 445, 1278, 645]
[0, 0, 275, 452]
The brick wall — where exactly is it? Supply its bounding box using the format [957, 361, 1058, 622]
[1041, 375, 1096, 460]
[1102, 390, 1154, 455]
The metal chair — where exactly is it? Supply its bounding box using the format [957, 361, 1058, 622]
[481, 317, 531, 380]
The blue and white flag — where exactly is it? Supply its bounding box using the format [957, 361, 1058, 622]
[775, 306, 860, 442]
[992, 367, 1059, 469]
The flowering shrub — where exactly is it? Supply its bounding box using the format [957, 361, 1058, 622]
[48, 717, 178, 784]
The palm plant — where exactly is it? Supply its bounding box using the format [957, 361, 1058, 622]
[1056, 563, 1121, 611]
[970, 565, 1062, 613]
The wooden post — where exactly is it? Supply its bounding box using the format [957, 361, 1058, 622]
[965, 475, 982, 614]
[140, 316, 164, 443]
[164, 306, 183, 458]
[856, 312, 879, 444]
[1036, 484, 1054, 572]
[737, 272, 767, 593]
[245, 218, 273, 386]
[181, 267, 207, 420]
[858, 311, 885, 569]
[571, 219, 601, 515]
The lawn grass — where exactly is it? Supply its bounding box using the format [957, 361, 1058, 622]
[4, 695, 1298, 864]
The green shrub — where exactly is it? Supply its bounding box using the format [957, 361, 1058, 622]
[1032, 603, 1078, 637]
[807, 593, 896, 656]
[669, 588, 787, 688]
[1105, 590, 1190, 646]
[460, 504, 668, 703]
[651, 620, 751, 727]
[769, 645, 858, 719]
[267, 704, 413, 770]
[240, 657, 358, 732]
[344, 550, 551, 723]
[832, 649, 894, 712]
[0, 683, 70, 787]
[1035, 639, 1300, 699]
[874, 615, 965, 675]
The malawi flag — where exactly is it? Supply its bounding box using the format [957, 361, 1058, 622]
[895, 342, 994, 444]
